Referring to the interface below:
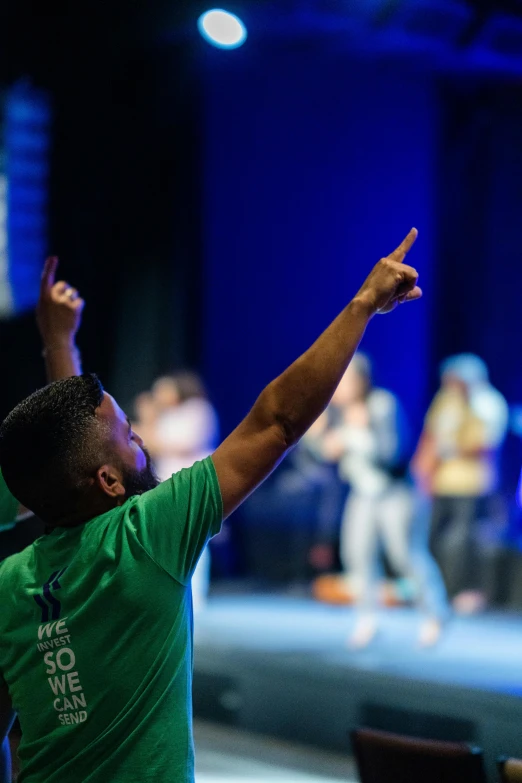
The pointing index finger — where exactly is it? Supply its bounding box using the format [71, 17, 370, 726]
[388, 228, 418, 263]
[40, 256, 59, 293]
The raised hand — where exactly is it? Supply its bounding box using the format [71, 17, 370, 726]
[36, 256, 85, 348]
[355, 228, 421, 315]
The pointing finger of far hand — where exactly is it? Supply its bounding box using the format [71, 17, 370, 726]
[388, 228, 418, 264]
[40, 256, 59, 294]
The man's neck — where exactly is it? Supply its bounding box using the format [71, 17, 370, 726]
[44, 496, 123, 532]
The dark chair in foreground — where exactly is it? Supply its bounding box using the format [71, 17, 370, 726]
[351, 727, 487, 783]
[498, 757, 522, 782]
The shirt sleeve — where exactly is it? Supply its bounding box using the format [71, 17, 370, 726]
[130, 456, 223, 585]
[0, 470, 20, 533]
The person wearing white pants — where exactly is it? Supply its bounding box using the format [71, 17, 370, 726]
[322, 354, 448, 648]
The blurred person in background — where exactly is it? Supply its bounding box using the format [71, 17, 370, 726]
[317, 354, 448, 648]
[285, 403, 347, 577]
[413, 354, 508, 614]
[134, 372, 219, 611]
[149, 373, 219, 477]
[237, 408, 347, 589]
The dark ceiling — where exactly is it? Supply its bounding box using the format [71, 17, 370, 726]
[2, 0, 522, 88]
[231, 0, 522, 75]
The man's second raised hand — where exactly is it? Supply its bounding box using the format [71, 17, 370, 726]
[36, 256, 84, 381]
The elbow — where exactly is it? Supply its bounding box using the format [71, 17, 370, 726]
[255, 383, 299, 450]
[274, 412, 299, 450]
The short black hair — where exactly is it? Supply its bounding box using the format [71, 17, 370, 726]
[0, 374, 105, 522]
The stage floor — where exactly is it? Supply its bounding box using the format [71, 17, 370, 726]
[195, 595, 522, 696]
[193, 594, 522, 780]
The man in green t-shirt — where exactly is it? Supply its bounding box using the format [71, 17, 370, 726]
[0, 230, 421, 783]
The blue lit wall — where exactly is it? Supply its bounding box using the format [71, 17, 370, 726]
[202, 50, 438, 441]
[1, 83, 50, 317]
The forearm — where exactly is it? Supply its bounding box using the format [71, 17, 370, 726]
[0, 737, 11, 783]
[256, 297, 372, 447]
[43, 341, 82, 382]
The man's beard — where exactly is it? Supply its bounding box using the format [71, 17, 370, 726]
[122, 447, 161, 499]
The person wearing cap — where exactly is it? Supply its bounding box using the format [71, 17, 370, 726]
[413, 354, 508, 613]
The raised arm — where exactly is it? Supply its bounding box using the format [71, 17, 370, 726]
[36, 256, 84, 381]
[212, 228, 421, 518]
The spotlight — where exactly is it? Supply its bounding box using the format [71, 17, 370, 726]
[198, 9, 247, 49]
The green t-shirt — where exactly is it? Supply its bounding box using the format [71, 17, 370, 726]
[0, 469, 21, 533]
[0, 457, 222, 783]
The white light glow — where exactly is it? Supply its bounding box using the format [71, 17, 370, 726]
[198, 9, 247, 49]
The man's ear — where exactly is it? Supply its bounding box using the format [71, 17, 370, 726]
[95, 464, 126, 502]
